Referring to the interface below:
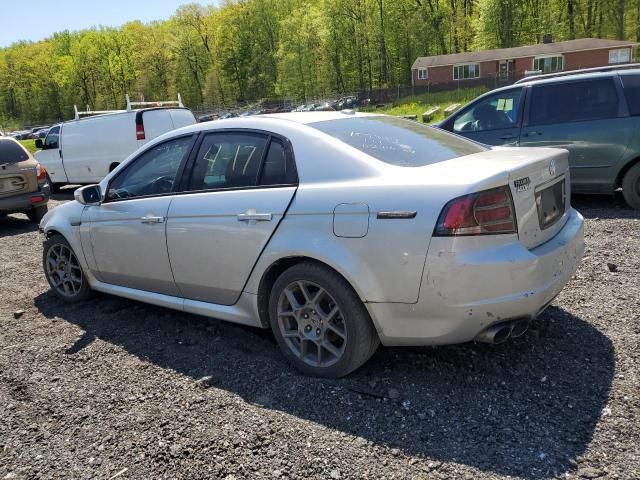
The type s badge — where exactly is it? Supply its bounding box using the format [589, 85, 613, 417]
[513, 176, 531, 192]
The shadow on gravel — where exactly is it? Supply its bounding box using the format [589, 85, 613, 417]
[572, 193, 639, 219]
[35, 291, 614, 480]
[0, 215, 38, 238]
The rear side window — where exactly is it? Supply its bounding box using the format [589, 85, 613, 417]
[259, 139, 297, 185]
[621, 74, 640, 115]
[187, 133, 268, 191]
[529, 79, 619, 125]
[311, 116, 485, 167]
[0, 139, 29, 163]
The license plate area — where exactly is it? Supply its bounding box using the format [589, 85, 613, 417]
[0, 176, 26, 195]
[535, 176, 566, 230]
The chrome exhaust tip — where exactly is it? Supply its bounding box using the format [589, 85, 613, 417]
[510, 319, 530, 338]
[475, 323, 513, 344]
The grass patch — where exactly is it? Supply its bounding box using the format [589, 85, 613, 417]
[20, 139, 38, 154]
[366, 86, 490, 124]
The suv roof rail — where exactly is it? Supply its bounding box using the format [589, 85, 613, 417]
[515, 63, 640, 84]
[125, 93, 184, 111]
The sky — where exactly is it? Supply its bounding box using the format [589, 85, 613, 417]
[0, 0, 214, 47]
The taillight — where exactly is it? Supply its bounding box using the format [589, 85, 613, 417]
[36, 163, 47, 182]
[136, 121, 146, 140]
[435, 186, 517, 236]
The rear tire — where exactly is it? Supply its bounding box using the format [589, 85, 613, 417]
[269, 262, 379, 378]
[622, 163, 640, 210]
[43, 234, 92, 303]
[27, 205, 48, 224]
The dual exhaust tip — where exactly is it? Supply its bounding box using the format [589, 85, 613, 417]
[475, 318, 530, 344]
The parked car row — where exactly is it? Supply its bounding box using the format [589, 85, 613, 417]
[9, 67, 640, 378]
[5, 126, 51, 140]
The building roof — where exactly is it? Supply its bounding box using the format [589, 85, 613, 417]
[412, 38, 638, 69]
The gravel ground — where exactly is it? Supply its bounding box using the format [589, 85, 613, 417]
[1, 191, 638, 480]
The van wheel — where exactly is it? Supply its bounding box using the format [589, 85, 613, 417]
[43, 234, 92, 302]
[622, 163, 640, 209]
[269, 262, 379, 378]
[46, 174, 60, 194]
[27, 205, 48, 224]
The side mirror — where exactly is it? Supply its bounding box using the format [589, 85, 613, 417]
[35, 139, 43, 149]
[74, 185, 102, 206]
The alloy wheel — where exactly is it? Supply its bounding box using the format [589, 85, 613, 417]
[277, 280, 347, 367]
[45, 243, 83, 298]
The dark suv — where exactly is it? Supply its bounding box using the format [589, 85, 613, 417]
[437, 68, 640, 209]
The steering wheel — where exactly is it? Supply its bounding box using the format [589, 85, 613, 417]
[149, 175, 174, 194]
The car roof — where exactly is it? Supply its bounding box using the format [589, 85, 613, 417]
[515, 68, 640, 87]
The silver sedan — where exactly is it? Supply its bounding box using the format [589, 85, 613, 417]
[40, 112, 584, 377]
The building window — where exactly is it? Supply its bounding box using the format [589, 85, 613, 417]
[417, 68, 428, 80]
[609, 48, 631, 64]
[533, 55, 564, 73]
[453, 63, 480, 80]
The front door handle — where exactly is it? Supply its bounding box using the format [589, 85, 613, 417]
[237, 209, 273, 222]
[140, 215, 165, 224]
[523, 131, 542, 137]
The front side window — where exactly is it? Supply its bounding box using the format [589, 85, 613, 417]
[609, 48, 631, 64]
[44, 125, 60, 149]
[106, 136, 193, 200]
[454, 63, 480, 80]
[453, 88, 522, 132]
[418, 68, 428, 80]
[529, 79, 619, 125]
[534, 55, 564, 73]
[187, 133, 268, 191]
[311, 116, 485, 167]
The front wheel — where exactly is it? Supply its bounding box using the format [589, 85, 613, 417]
[622, 163, 640, 210]
[269, 262, 379, 378]
[43, 234, 92, 302]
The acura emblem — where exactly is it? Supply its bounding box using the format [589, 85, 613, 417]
[549, 159, 556, 177]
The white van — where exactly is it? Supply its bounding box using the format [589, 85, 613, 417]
[35, 96, 196, 189]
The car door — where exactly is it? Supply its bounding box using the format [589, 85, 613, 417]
[34, 125, 66, 183]
[444, 87, 524, 146]
[520, 77, 633, 193]
[166, 131, 298, 305]
[86, 135, 195, 296]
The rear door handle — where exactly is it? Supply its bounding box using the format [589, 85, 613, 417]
[140, 215, 165, 224]
[237, 210, 273, 222]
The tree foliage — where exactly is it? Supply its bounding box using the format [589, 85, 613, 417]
[1, 0, 639, 125]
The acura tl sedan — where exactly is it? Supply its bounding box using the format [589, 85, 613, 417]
[39, 112, 584, 377]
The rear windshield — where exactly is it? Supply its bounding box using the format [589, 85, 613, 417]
[0, 139, 29, 163]
[310, 116, 485, 167]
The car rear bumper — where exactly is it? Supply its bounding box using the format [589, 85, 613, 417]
[0, 188, 49, 213]
[366, 208, 585, 346]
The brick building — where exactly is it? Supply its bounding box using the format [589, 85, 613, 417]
[411, 38, 638, 87]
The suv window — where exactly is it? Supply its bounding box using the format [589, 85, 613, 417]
[621, 74, 640, 116]
[107, 136, 193, 201]
[529, 79, 619, 125]
[259, 139, 297, 185]
[311, 117, 485, 167]
[44, 125, 60, 149]
[187, 133, 268, 191]
[0, 139, 29, 163]
[453, 89, 522, 132]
